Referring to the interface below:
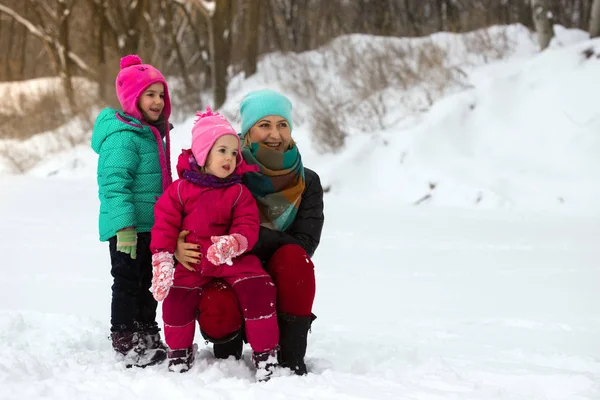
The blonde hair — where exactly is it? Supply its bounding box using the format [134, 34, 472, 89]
[242, 133, 252, 149]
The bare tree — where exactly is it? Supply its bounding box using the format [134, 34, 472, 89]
[531, 0, 554, 50]
[56, 0, 77, 111]
[243, 0, 260, 77]
[0, 1, 93, 110]
[87, 0, 109, 102]
[516, 0, 534, 28]
[267, 0, 292, 52]
[104, 0, 148, 55]
[4, 0, 600, 148]
[164, 0, 194, 89]
[191, 0, 233, 109]
[578, 0, 593, 30]
[3, 11, 16, 80]
[589, 0, 600, 36]
[401, 0, 423, 35]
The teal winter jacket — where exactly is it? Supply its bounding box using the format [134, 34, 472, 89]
[91, 108, 171, 241]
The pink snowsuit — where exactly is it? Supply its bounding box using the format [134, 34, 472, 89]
[150, 150, 278, 353]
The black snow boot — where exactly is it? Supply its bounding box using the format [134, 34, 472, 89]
[207, 329, 244, 360]
[110, 331, 144, 368]
[277, 313, 316, 375]
[253, 348, 278, 382]
[168, 344, 197, 373]
[138, 323, 168, 367]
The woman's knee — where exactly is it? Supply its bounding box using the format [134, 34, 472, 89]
[266, 244, 316, 316]
[197, 279, 243, 340]
[266, 244, 315, 282]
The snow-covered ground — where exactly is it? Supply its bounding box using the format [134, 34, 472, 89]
[1, 177, 599, 399]
[2, 24, 600, 399]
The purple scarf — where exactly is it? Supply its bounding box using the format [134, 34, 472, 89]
[182, 169, 241, 188]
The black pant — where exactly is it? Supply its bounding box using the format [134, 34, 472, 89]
[109, 232, 157, 333]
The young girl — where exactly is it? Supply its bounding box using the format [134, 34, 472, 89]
[149, 107, 279, 380]
[91, 54, 172, 368]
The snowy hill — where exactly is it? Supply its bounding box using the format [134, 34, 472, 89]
[4, 24, 600, 213]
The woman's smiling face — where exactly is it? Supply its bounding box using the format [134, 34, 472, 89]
[247, 115, 292, 152]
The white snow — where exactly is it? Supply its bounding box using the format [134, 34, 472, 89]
[1, 24, 600, 399]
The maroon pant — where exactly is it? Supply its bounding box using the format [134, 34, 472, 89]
[198, 244, 316, 340]
[162, 254, 278, 352]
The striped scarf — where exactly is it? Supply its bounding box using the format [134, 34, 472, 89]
[242, 142, 305, 231]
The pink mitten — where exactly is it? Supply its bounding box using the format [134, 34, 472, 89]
[150, 252, 175, 301]
[206, 234, 248, 266]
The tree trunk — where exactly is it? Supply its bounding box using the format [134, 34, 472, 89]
[57, 0, 76, 112]
[4, 17, 15, 80]
[374, 0, 393, 35]
[403, 0, 421, 36]
[243, 0, 260, 77]
[125, 0, 147, 54]
[18, 5, 28, 80]
[580, 0, 592, 30]
[444, 0, 461, 31]
[516, 0, 534, 29]
[435, 0, 444, 31]
[589, 0, 600, 36]
[89, 0, 108, 102]
[531, 0, 554, 50]
[172, 0, 210, 72]
[106, 0, 147, 55]
[268, 0, 291, 52]
[211, 0, 233, 109]
[292, 0, 310, 51]
[165, 0, 194, 90]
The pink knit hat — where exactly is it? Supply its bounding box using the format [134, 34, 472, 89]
[191, 107, 241, 167]
[115, 55, 171, 121]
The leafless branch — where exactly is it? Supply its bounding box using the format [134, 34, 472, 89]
[0, 3, 96, 76]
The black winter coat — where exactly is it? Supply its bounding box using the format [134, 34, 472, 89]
[249, 167, 324, 263]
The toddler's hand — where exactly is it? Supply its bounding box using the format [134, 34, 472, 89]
[150, 252, 174, 301]
[206, 234, 248, 266]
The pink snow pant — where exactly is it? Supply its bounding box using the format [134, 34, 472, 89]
[162, 253, 278, 353]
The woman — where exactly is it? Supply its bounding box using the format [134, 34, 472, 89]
[175, 89, 324, 375]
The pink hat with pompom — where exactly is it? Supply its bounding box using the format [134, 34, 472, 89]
[191, 107, 241, 167]
[115, 55, 171, 121]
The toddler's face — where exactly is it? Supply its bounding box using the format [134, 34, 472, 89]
[204, 135, 239, 178]
[138, 83, 165, 122]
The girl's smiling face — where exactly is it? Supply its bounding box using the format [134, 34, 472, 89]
[138, 83, 165, 122]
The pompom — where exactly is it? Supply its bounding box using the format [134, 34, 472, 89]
[120, 54, 142, 69]
[194, 106, 219, 123]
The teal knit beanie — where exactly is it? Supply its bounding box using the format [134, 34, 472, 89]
[240, 89, 293, 137]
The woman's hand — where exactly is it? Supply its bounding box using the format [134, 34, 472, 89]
[175, 230, 202, 271]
